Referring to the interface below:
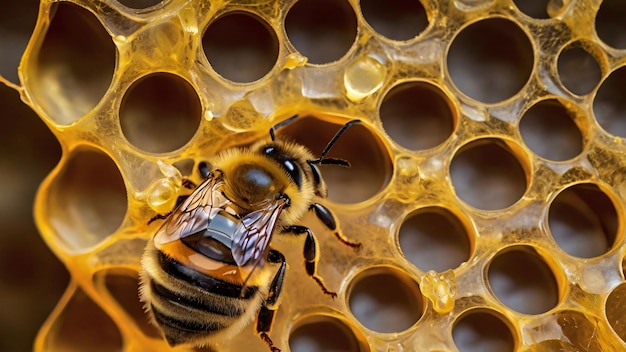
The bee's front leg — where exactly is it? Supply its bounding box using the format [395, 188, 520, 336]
[309, 203, 361, 249]
[256, 249, 286, 352]
[282, 226, 337, 298]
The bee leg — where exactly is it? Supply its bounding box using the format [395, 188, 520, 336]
[282, 226, 338, 298]
[181, 178, 196, 189]
[197, 161, 211, 179]
[257, 249, 286, 352]
[309, 203, 361, 249]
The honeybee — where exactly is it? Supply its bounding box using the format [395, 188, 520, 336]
[139, 116, 361, 351]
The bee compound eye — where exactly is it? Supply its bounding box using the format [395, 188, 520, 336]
[282, 159, 302, 188]
[261, 145, 303, 187]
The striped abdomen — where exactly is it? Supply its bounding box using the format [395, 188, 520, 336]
[140, 242, 264, 347]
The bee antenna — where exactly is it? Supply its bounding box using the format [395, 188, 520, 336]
[309, 158, 350, 167]
[310, 119, 361, 165]
[269, 114, 299, 141]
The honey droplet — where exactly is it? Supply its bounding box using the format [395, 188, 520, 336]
[344, 56, 386, 101]
[420, 270, 456, 313]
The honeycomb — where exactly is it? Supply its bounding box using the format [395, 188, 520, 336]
[2, 0, 626, 350]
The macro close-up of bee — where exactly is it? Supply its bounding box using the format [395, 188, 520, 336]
[139, 115, 362, 351]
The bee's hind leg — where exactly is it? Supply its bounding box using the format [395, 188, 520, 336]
[256, 249, 286, 352]
[282, 226, 338, 298]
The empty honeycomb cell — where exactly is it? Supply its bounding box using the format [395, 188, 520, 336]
[278, 115, 392, 204]
[0, 0, 39, 84]
[452, 309, 516, 352]
[447, 18, 534, 104]
[37, 284, 123, 352]
[289, 315, 369, 352]
[359, 0, 428, 41]
[40, 147, 127, 253]
[487, 246, 560, 315]
[202, 12, 279, 83]
[450, 139, 529, 210]
[398, 206, 472, 272]
[285, 0, 357, 64]
[380, 81, 455, 150]
[519, 99, 584, 161]
[557, 42, 602, 96]
[595, 0, 626, 49]
[97, 269, 161, 339]
[116, 0, 162, 9]
[606, 283, 626, 343]
[119, 72, 202, 154]
[348, 266, 423, 333]
[24, 2, 116, 125]
[513, 0, 550, 19]
[547, 183, 619, 258]
[593, 66, 626, 137]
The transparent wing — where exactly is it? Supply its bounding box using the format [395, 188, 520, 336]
[153, 171, 230, 246]
[232, 198, 287, 267]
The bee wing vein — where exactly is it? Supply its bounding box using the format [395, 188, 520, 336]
[154, 171, 229, 245]
[232, 199, 286, 267]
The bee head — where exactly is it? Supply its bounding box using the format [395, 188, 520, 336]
[264, 116, 362, 198]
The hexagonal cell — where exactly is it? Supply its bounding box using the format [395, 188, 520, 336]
[487, 246, 560, 315]
[0, 0, 39, 84]
[348, 266, 423, 333]
[398, 206, 472, 272]
[285, 0, 357, 64]
[447, 18, 534, 104]
[38, 147, 127, 253]
[36, 284, 122, 352]
[449, 138, 529, 211]
[596, 0, 626, 49]
[606, 283, 626, 343]
[380, 81, 456, 151]
[289, 314, 369, 352]
[119, 72, 202, 154]
[593, 66, 626, 138]
[24, 2, 116, 125]
[452, 309, 516, 352]
[519, 99, 584, 161]
[548, 183, 619, 258]
[277, 115, 392, 204]
[557, 42, 602, 96]
[202, 11, 279, 83]
[360, 0, 428, 41]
